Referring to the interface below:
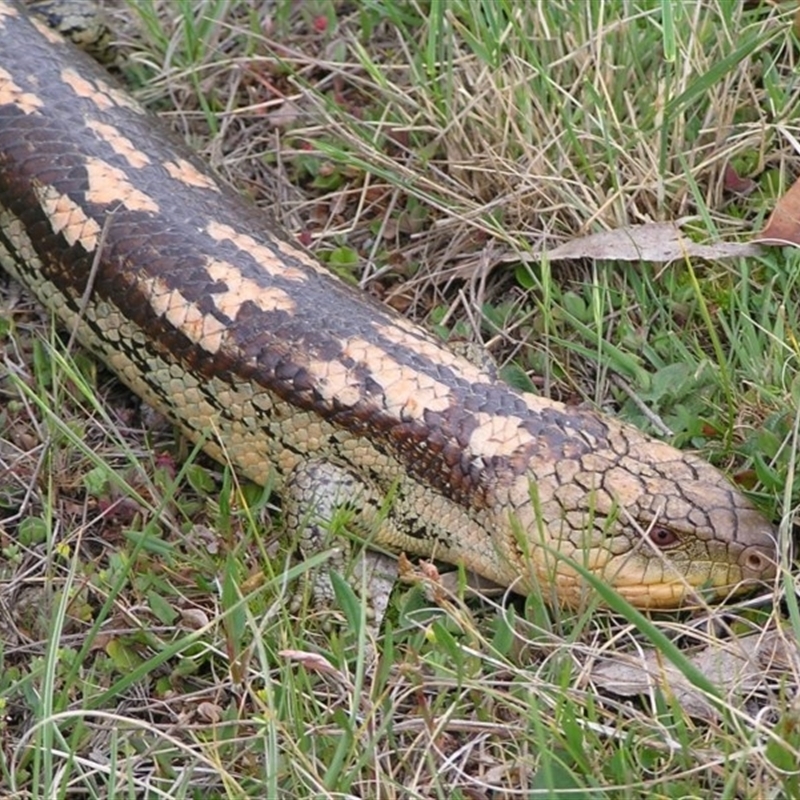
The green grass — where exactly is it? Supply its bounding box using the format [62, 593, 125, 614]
[1, 0, 798, 797]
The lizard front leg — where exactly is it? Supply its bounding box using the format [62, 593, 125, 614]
[284, 459, 398, 628]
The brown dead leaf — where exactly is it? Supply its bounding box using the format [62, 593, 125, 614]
[590, 629, 799, 721]
[398, 554, 441, 585]
[397, 552, 415, 578]
[723, 163, 757, 195]
[754, 174, 800, 246]
[279, 649, 343, 678]
[196, 701, 223, 724]
[542, 222, 761, 263]
[398, 555, 449, 603]
[180, 608, 210, 630]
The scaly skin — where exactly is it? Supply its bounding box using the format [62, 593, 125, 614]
[0, 1, 778, 608]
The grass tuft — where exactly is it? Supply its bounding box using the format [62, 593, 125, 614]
[1, 0, 798, 797]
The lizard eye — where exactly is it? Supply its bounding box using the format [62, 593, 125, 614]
[648, 525, 679, 548]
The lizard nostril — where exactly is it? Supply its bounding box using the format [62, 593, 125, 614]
[747, 553, 763, 570]
[742, 548, 776, 579]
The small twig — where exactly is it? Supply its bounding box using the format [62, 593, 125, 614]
[66, 208, 116, 354]
[609, 373, 673, 437]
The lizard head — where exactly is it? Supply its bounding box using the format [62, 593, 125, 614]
[497, 412, 778, 610]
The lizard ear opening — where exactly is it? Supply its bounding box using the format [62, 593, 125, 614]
[648, 526, 680, 549]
